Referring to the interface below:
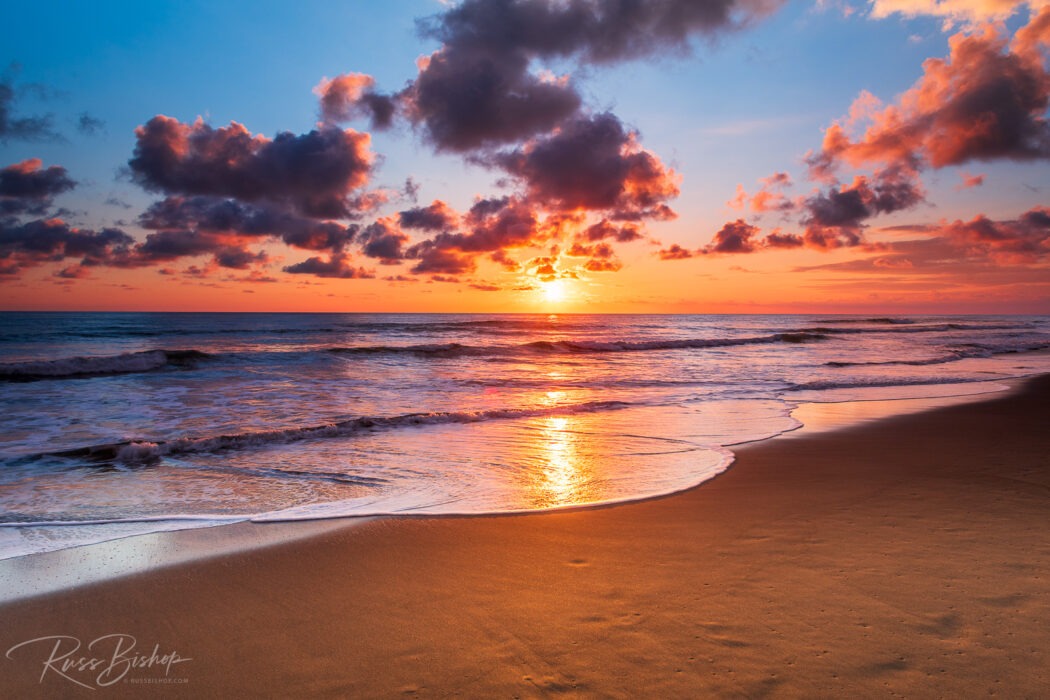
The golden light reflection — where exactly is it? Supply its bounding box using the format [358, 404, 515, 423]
[541, 390, 565, 407]
[523, 415, 599, 509]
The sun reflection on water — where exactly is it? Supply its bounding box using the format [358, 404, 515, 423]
[524, 415, 598, 509]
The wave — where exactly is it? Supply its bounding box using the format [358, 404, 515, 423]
[785, 376, 990, 392]
[800, 322, 1029, 336]
[814, 317, 917, 325]
[826, 356, 963, 368]
[38, 400, 634, 465]
[825, 341, 1049, 368]
[0, 349, 212, 381]
[328, 332, 829, 359]
[0, 317, 556, 343]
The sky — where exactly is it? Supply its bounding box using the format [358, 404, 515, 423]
[0, 0, 1048, 313]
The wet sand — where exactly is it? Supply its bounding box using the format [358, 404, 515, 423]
[2, 376, 1048, 697]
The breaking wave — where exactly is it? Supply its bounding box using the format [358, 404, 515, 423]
[39, 400, 634, 465]
[328, 332, 830, 358]
[0, 349, 212, 381]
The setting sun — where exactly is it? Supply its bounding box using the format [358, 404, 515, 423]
[541, 279, 568, 303]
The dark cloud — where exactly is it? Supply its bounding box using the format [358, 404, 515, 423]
[283, 253, 375, 278]
[764, 230, 804, 249]
[402, 177, 421, 203]
[703, 219, 761, 254]
[492, 112, 679, 216]
[128, 116, 374, 218]
[420, 0, 782, 65]
[401, 46, 582, 152]
[135, 229, 222, 262]
[658, 243, 694, 260]
[407, 244, 478, 276]
[314, 73, 395, 129]
[582, 219, 643, 242]
[398, 200, 459, 231]
[77, 112, 105, 135]
[137, 196, 358, 252]
[404, 197, 545, 274]
[214, 246, 266, 270]
[801, 166, 925, 247]
[0, 218, 135, 274]
[54, 265, 90, 279]
[0, 159, 75, 216]
[104, 197, 133, 209]
[359, 218, 410, 262]
[0, 80, 61, 143]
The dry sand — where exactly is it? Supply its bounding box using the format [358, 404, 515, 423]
[2, 377, 1049, 697]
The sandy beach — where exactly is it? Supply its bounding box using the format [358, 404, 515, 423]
[2, 376, 1049, 697]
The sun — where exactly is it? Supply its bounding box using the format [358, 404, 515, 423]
[541, 279, 567, 303]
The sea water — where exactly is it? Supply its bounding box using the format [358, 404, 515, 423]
[1, 312, 1047, 559]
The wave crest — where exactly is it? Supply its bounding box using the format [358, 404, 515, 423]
[0, 349, 211, 381]
[43, 400, 634, 465]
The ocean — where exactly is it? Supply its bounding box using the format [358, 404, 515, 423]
[1, 312, 1048, 560]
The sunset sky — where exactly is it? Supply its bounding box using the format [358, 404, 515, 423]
[1, 0, 1048, 313]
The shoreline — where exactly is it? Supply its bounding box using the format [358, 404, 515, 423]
[0, 379, 1019, 603]
[2, 375, 1049, 695]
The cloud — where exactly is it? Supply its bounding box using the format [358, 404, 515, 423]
[581, 219, 644, 242]
[128, 116, 375, 219]
[125, 122, 377, 279]
[764, 230, 805, 248]
[420, 0, 782, 65]
[956, 171, 986, 189]
[685, 162, 924, 260]
[398, 199, 459, 231]
[405, 197, 542, 274]
[941, 205, 1050, 262]
[703, 219, 762, 253]
[77, 112, 105, 135]
[492, 112, 680, 218]
[135, 229, 223, 261]
[0, 159, 75, 216]
[137, 195, 358, 252]
[869, 0, 1032, 24]
[730, 171, 796, 213]
[798, 205, 1050, 274]
[658, 243, 695, 259]
[314, 73, 396, 129]
[0, 218, 135, 274]
[54, 264, 91, 279]
[400, 47, 581, 152]
[809, 12, 1050, 177]
[0, 79, 61, 143]
[398, 0, 783, 151]
[214, 246, 267, 270]
[283, 253, 375, 278]
[359, 218, 410, 261]
[801, 165, 926, 246]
